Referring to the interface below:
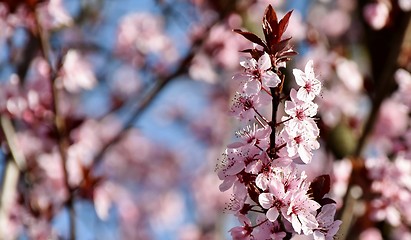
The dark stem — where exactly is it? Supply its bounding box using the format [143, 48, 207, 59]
[269, 87, 280, 158]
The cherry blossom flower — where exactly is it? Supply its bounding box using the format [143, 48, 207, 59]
[228, 124, 271, 152]
[283, 89, 319, 137]
[259, 177, 289, 222]
[234, 52, 281, 96]
[229, 215, 253, 240]
[230, 92, 271, 121]
[253, 214, 287, 239]
[281, 128, 320, 164]
[293, 60, 321, 102]
[286, 191, 321, 235]
[313, 204, 342, 240]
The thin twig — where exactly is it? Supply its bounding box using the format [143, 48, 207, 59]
[34, 10, 76, 240]
[0, 116, 27, 239]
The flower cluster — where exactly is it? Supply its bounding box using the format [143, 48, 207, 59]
[217, 5, 341, 239]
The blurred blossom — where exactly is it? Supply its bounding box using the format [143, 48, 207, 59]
[37, 0, 73, 29]
[285, 11, 306, 42]
[399, 0, 411, 11]
[115, 12, 177, 66]
[374, 98, 408, 139]
[336, 58, 364, 93]
[363, 2, 390, 30]
[321, 10, 351, 38]
[360, 228, 383, 240]
[394, 68, 411, 108]
[57, 50, 97, 93]
[110, 65, 141, 99]
[189, 53, 218, 83]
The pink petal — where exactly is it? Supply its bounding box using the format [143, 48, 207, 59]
[266, 208, 280, 222]
[258, 53, 272, 70]
[259, 193, 274, 209]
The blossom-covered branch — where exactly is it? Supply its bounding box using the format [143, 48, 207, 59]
[218, 5, 341, 239]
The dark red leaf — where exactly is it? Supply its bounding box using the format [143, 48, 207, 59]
[233, 29, 268, 50]
[318, 197, 337, 206]
[271, 37, 292, 54]
[278, 10, 293, 40]
[262, 4, 279, 47]
[308, 175, 331, 202]
[240, 48, 265, 60]
[0, 0, 45, 12]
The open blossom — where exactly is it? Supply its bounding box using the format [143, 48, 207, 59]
[313, 204, 342, 240]
[286, 191, 321, 235]
[293, 60, 321, 102]
[281, 128, 320, 164]
[234, 52, 281, 96]
[283, 89, 319, 137]
[230, 91, 271, 121]
[259, 183, 289, 222]
[228, 124, 271, 152]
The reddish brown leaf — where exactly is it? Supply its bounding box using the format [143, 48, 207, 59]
[0, 0, 45, 12]
[233, 29, 267, 50]
[271, 37, 291, 54]
[240, 48, 265, 60]
[262, 4, 279, 47]
[318, 197, 337, 206]
[308, 175, 331, 202]
[278, 10, 293, 40]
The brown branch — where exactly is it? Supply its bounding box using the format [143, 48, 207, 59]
[0, 115, 27, 238]
[34, 10, 76, 240]
[338, 10, 411, 240]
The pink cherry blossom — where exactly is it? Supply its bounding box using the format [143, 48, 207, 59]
[313, 204, 342, 240]
[228, 124, 271, 152]
[230, 92, 271, 121]
[283, 89, 319, 137]
[286, 191, 321, 235]
[253, 214, 287, 239]
[258, 177, 289, 222]
[281, 128, 320, 164]
[293, 60, 321, 102]
[234, 52, 281, 96]
[229, 215, 253, 240]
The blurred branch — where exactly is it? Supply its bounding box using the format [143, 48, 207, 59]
[34, 10, 76, 240]
[0, 115, 27, 239]
[90, 16, 224, 169]
[338, 10, 411, 240]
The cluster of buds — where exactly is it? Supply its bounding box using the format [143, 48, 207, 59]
[217, 5, 342, 239]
